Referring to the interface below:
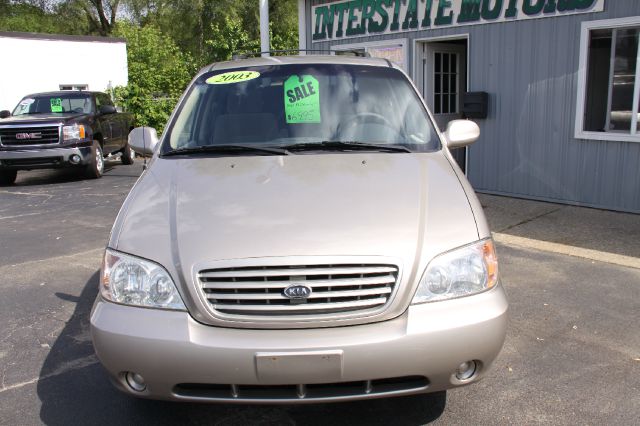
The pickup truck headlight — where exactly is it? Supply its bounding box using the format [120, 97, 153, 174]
[100, 249, 186, 310]
[412, 239, 498, 304]
[62, 124, 86, 141]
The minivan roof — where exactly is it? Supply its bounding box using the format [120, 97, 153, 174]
[205, 54, 396, 73]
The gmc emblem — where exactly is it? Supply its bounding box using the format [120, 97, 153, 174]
[15, 132, 42, 140]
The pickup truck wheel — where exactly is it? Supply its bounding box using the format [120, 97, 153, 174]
[0, 170, 17, 185]
[85, 141, 104, 179]
[121, 142, 135, 165]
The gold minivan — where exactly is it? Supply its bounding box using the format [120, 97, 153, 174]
[91, 54, 508, 403]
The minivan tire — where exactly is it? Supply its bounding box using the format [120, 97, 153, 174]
[0, 170, 17, 185]
[86, 141, 104, 179]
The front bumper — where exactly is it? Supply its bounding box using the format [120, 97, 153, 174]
[90, 285, 508, 404]
[0, 146, 92, 170]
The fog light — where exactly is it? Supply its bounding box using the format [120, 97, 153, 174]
[69, 154, 81, 164]
[455, 361, 477, 380]
[125, 372, 146, 392]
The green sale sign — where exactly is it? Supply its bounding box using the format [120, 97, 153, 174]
[284, 75, 321, 124]
[50, 98, 62, 113]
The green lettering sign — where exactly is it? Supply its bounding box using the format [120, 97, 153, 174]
[369, 0, 391, 33]
[310, 0, 604, 42]
[361, 0, 377, 32]
[284, 75, 321, 124]
[389, 0, 402, 31]
[557, 0, 580, 11]
[522, 0, 546, 15]
[544, 0, 558, 13]
[505, 0, 518, 17]
[458, 0, 481, 23]
[335, 2, 350, 37]
[324, 4, 338, 38]
[421, 0, 434, 27]
[50, 98, 62, 113]
[346, 0, 364, 36]
[575, 0, 596, 9]
[435, 0, 454, 26]
[313, 6, 327, 40]
[401, 0, 419, 30]
[482, 0, 503, 20]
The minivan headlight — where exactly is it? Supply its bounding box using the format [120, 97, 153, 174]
[412, 239, 498, 304]
[100, 249, 186, 310]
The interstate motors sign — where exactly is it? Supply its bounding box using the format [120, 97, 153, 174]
[312, 0, 605, 42]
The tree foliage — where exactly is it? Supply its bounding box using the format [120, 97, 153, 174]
[0, 1, 89, 34]
[121, 0, 298, 65]
[205, 16, 297, 62]
[112, 23, 195, 133]
[77, 0, 121, 35]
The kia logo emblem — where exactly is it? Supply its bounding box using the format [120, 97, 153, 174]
[15, 132, 42, 140]
[283, 284, 312, 300]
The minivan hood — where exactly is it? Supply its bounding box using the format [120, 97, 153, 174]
[115, 152, 478, 261]
[112, 152, 479, 326]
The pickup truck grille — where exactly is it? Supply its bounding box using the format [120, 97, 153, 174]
[198, 264, 399, 317]
[0, 126, 60, 146]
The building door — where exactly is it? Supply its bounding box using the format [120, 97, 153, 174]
[418, 40, 468, 172]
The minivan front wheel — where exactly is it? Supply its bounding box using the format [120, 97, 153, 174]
[85, 141, 104, 179]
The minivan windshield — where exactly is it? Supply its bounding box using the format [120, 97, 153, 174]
[163, 63, 440, 155]
[12, 94, 94, 116]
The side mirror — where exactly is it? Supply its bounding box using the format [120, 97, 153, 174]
[128, 127, 159, 156]
[99, 105, 117, 115]
[0, 110, 11, 119]
[444, 119, 480, 149]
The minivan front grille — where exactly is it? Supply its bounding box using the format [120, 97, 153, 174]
[173, 376, 429, 401]
[198, 264, 399, 317]
[0, 126, 60, 146]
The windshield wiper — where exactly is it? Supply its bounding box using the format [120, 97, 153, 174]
[283, 141, 412, 153]
[163, 144, 290, 157]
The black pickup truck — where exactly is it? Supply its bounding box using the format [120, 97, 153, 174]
[0, 91, 135, 184]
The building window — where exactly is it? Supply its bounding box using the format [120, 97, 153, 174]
[433, 52, 458, 114]
[576, 17, 640, 142]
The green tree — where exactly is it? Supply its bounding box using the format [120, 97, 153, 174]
[204, 15, 259, 62]
[0, 1, 92, 35]
[204, 16, 298, 62]
[121, 0, 298, 66]
[0, 2, 64, 33]
[68, 0, 121, 35]
[112, 23, 195, 133]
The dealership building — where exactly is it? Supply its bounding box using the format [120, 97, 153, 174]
[297, 0, 640, 213]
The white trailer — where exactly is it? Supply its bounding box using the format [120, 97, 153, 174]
[0, 32, 127, 111]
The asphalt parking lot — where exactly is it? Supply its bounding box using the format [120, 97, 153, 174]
[0, 162, 639, 425]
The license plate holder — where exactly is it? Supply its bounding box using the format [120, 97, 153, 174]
[255, 350, 343, 384]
